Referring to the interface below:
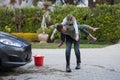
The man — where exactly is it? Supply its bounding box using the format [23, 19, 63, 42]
[50, 14, 79, 41]
[56, 24, 98, 72]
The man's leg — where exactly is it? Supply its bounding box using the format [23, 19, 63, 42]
[65, 35, 73, 72]
[74, 39, 81, 69]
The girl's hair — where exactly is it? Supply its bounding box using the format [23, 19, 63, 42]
[66, 14, 75, 21]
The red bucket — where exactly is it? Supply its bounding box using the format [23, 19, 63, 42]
[33, 55, 44, 66]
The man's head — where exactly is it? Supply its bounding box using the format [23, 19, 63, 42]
[56, 24, 67, 33]
[66, 14, 74, 25]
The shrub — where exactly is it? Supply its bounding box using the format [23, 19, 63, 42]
[12, 33, 38, 42]
[0, 4, 120, 43]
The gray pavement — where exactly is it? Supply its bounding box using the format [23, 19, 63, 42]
[1, 43, 120, 80]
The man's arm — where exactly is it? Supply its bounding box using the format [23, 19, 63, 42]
[60, 33, 66, 42]
[50, 28, 57, 40]
[57, 33, 65, 47]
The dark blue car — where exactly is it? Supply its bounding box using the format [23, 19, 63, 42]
[0, 31, 32, 69]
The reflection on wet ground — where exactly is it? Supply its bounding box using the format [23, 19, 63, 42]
[0, 67, 42, 77]
[0, 63, 119, 77]
[0, 63, 120, 80]
[0, 65, 64, 76]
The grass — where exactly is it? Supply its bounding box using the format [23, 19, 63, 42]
[31, 42, 112, 49]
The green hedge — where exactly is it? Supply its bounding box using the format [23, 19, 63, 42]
[87, 4, 120, 43]
[0, 4, 120, 43]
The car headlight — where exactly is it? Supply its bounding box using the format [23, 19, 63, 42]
[0, 38, 22, 47]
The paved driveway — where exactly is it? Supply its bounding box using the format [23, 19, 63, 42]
[1, 43, 120, 80]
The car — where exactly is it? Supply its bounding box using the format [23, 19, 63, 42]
[0, 31, 32, 69]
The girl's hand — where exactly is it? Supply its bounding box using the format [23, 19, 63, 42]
[92, 28, 99, 32]
[75, 34, 79, 41]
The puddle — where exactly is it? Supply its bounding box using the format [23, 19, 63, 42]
[0, 65, 65, 77]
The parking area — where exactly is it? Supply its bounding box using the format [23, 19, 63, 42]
[0, 43, 120, 80]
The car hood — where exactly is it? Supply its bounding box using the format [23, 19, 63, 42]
[0, 31, 31, 47]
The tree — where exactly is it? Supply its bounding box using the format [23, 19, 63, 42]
[88, 0, 118, 11]
[9, 0, 16, 6]
[88, 0, 95, 9]
[49, 0, 85, 5]
[18, 0, 22, 6]
[95, 0, 114, 5]
[32, 0, 39, 6]
[94, 0, 120, 5]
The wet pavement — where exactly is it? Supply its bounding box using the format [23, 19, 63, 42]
[0, 43, 120, 80]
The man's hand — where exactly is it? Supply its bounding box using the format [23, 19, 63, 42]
[57, 42, 64, 47]
[50, 33, 55, 40]
[49, 25, 55, 29]
[75, 33, 79, 41]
